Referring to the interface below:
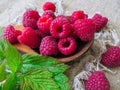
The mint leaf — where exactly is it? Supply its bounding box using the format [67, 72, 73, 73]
[0, 61, 6, 82]
[54, 73, 71, 90]
[22, 54, 68, 74]
[20, 68, 61, 90]
[4, 40, 23, 73]
[3, 73, 16, 90]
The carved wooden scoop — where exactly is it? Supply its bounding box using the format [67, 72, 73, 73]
[13, 25, 93, 62]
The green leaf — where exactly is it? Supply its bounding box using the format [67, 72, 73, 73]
[0, 39, 5, 61]
[0, 61, 6, 82]
[4, 40, 23, 73]
[0, 27, 4, 40]
[20, 68, 61, 90]
[54, 73, 71, 90]
[22, 54, 68, 74]
[3, 73, 16, 90]
[0, 85, 2, 90]
[48, 63, 68, 75]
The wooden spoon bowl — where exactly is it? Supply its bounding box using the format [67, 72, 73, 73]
[13, 25, 93, 63]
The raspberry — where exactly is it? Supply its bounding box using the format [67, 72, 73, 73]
[40, 36, 58, 56]
[71, 10, 88, 23]
[57, 15, 72, 23]
[42, 10, 56, 18]
[37, 15, 53, 34]
[35, 29, 47, 38]
[3, 25, 22, 44]
[23, 10, 40, 29]
[74, 19, 95, 41]
[92, 13, 108, 32]
[85, 71, 110, 90]
[43, 2, 56, 12]
[18, 27, 41, 48]
[50, 17, 72, 38]
[70, 30, 78, 39]
[101, 46, 120, 67]
[58, 37, 77, 55]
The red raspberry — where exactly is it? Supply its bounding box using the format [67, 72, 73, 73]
[74, 19, 95, 42]
[35, 29, 47, 38]
[101, 46, 120, 67]
[92, 13, 108, 32]
[18, 27, 41, 48]
[37, 15, 53, 34]
[58, 37, 77, 55]
[42, 10, 56, 18]
[23, 10, 40, 29]
[69, 24, 78, 39]
[50, 17, 72, 38]
[40, 36, 58, 56]
[43, 2, 56, 12]
[70, 30, 78, 39]
[85, 71, 110, 90]
[57, 15, 72, 23]
[3, 25, 22, 44]
[71, 10, 88, 23]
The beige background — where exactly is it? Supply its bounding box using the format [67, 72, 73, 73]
[0, 0, 120, 90]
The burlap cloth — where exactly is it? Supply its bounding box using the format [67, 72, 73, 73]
[0, 0, 120, 90]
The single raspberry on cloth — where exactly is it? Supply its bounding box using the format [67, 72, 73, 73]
[85, 71, 110, 90]
[101, 46, 120, 67]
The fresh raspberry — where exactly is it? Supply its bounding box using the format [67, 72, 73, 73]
[92, 13, 108, 32]
[57, 15, 72, 23]
[50, 17, 72, 38]
[101, 46, 120, 67]
[3, 25, 22, 44]
[43, 2, 56, 12]
[37, 15, 53, 34]
[40, 36, 58, 56]
[42, 10, 56, 18]
[74, 19, 95, 42]
[70, 30, 78, 39]
[85, 71, 110, 90]
[58, 37, 77, 55]
[69, 24, 78, 39]
[23, 10, 40, 29]
[18, 27, 41, 48]
[35, 29, 47, 38]
[71, 10, 88, 23]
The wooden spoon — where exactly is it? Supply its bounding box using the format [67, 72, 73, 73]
[13, 25, 93, 62]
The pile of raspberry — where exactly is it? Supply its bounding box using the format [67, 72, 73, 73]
[3, 2, 108, 57]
